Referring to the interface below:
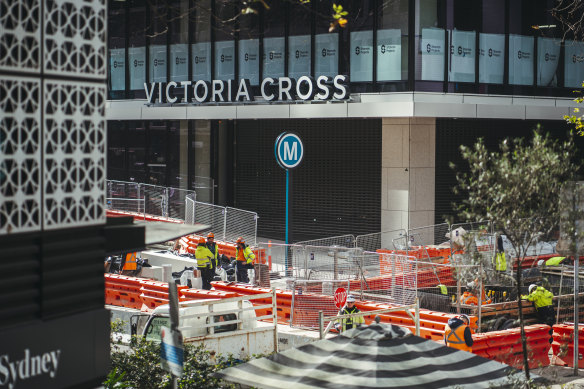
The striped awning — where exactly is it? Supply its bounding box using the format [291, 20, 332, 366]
[215, 323, 540, 389]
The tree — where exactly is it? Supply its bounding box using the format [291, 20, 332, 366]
[452, 130, 579, 382]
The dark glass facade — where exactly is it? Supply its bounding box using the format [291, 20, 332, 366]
[108, 0, 582, 100]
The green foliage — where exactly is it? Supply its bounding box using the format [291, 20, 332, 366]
[563, 82, 584, 135]
[108, 336, 248, 389]
[103, 368, 131, 389]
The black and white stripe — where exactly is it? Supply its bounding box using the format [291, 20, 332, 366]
[216, 323, 538, 389]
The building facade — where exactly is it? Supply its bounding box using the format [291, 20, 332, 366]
[106, 0, 583, 242]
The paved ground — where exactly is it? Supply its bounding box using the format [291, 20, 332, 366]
[534, 365, 584, 388]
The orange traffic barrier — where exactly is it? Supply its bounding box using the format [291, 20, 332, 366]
[140, 280, 189, 311]
[180, 288, 240, 301]
[104, 274, 143, 309]
[552, 324, 584, 368]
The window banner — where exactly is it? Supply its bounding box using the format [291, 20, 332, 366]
[479, 33, 504, 84]
[109, 48, 125, 90]
[192, 41, 211, 81]
[377, 29, 401, 81]
[215, 40, 235, 80]
[351, 30, 373, 82]
[263, 37, 285, 79]
[128, 46, 146, 90]
[239, 39, 259, 85]
[288, 35, 311, 80]
[565, 41, 584, 87]
[315, 33, 338, 78]
[449, 29, 475, 83]
[537, 37, 560, 87]
[170, 43, 188, 81]
[149, 44, 167, 83]
[421, 28, 445, 81]
[508, 34, 534, 85]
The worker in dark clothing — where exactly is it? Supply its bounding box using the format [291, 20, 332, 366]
[206, 232, 219, 271]
[338, 295, 365, 332]
[444, 314, 474, 352]
[522, 284, 555, 327]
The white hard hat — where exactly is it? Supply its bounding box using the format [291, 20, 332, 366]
[537, 260, 545, 267]
[529, 284, 537, 293]
[346, 295, 356, 303]
[459, 314, 470, 324]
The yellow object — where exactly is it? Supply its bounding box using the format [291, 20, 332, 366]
[522, 286, 553, 308]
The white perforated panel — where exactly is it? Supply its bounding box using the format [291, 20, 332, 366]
[0, 0, 41, 73]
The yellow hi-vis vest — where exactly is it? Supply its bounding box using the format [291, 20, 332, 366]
[236, 246, 255, 264]
[494, 252, 507, 271]
[340, 306, 365, 331]
[438, 284, 448, 295]
[522, 286, 553, 308]
[195, 245, 214, 268]
[546, 257, 566, 267]
[207, 242, 219, 267]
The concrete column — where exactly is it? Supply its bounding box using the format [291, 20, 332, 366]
[381, 117, 435, 232]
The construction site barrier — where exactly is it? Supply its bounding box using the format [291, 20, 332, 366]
[180, 288, 240, 301]
[106, 209, 184, 224]
[140, 280, 189, 311]
[472, 325, 552, 369]
[551, 324, 584, 368]
[105, 274, 143, 310]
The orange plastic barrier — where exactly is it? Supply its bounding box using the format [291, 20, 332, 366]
[472, 325, 552, 369]
[139, 280, 189, 311]
[104, 274, 143, 309]
[552, 324, 584, 368]
[180, 288, 240, 301]
[106, 209, 183, 224]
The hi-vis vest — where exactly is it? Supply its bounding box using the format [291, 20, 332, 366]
[207, 242, 219, 267]
[546, 257, 566, 267]
[123, 252, 137, 271]
[236, 246, 255, 264]
[438, 284, 448, 295]
[444, 324, 472, 352]
[195, 245, 214, 268]
[341, 306, 365, 331]
[494, 252, 507, 272]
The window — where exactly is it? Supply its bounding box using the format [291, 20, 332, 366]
[350, 1, 374, 82]
[417, 0, 446, 84]
[479, 0, 505, 85]
[108, 0, 126, 96]
[169, 0, 189, 82]
[288, 2, 311, 79]
[192, 0, 212, 81]
[262, 2, 285, 79]
[377, 0, 409, 82]
[128, 0, 146, 94]
[148, 1, 168, 83]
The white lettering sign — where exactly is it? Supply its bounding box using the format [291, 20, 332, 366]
[0, 349, 61, 389]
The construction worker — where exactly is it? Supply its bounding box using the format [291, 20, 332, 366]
[493, 235, 507, 272]
[460, 280, 491, 305]
[195, 237, 215, 290]
[437, 284, 448, 296]
[338, 295, 365, 332]
[522, 284, 554, 327]
[235, 237, 255, 283]
[537, 256, 568, 268]
[206, 232, 219, 271]
[444, 314, 474, 352]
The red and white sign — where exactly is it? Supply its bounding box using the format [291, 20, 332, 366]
[334, 287, 347, 308]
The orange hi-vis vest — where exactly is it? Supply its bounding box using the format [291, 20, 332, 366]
[444, 323, 472, 352]
[123, 252, 137, 271]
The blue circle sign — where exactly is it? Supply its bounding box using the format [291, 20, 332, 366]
[275, 132, 304, 170]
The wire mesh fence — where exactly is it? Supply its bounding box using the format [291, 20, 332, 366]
[296, 234, 356, 249]
[257, 242, 305, 276]
[185, 195, 195, 224]
[105, 198, 145, 214]
[225, 207, 258, 246]
[167, 188, 196, 220]
[192, 176, 214, 203]
[355, 229, 407, 252]
[193, 201, 226, 237]
[543, 267, 584, 325]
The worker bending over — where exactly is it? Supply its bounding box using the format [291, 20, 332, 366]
[522, 284, 554, 327]
[460, 279, 491, 305]
[235, 237, 255, 283]
[444, 314, 474, 352]
[537, 256, 568, 269]
[338, 295, 365, 332]
[194, 237, 215, 290]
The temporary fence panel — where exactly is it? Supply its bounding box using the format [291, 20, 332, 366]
[355, 229, 407, 252]
[225, 207, 258, 246]
[193, 201, 226, 239]
[407, 223, 451, 260]
[295, 235, 356, 249]
[142, 184, 168, 217]
[257, 242, 305, 276]
[363, 252, 417, 306]
[185, 195, 195, 224]
[545, 268, 584, 325]
[106, 198, 145, 214]
[107, 180, 141, 200]
[167, 188, 195, 220]
[298, 245, 366, 282]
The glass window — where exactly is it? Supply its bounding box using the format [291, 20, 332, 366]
[288, 2, 312, 78]
[479, 0, 505, 85]
[349, 1, 374, 82]
[192, 120, 212, 203]
[148, 122, 167, 186]
[417, 0, 446, 83]
[239, 39, 259, 85]
[537, 37, 560, 87]
[148, 1, 168, 83]
[447, 0, 478, 85]
[565, 41, 584, 87]
[108, 1, 125, 94]
[215, 40, 235, 80]
[377, 0, 408, 82]
[214, 0, 237, 80]
[168, 121, 182, 188]
[128, 0, 146, 93]
[508, 34, 534, 85]
[262, 3, 285, 79]
[315, 34, 338, 77]
[127, 122, 146, 183]
[169, 0, 190, 81]
[192, 0, 212, 81]
[107, 121, 126, 180]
